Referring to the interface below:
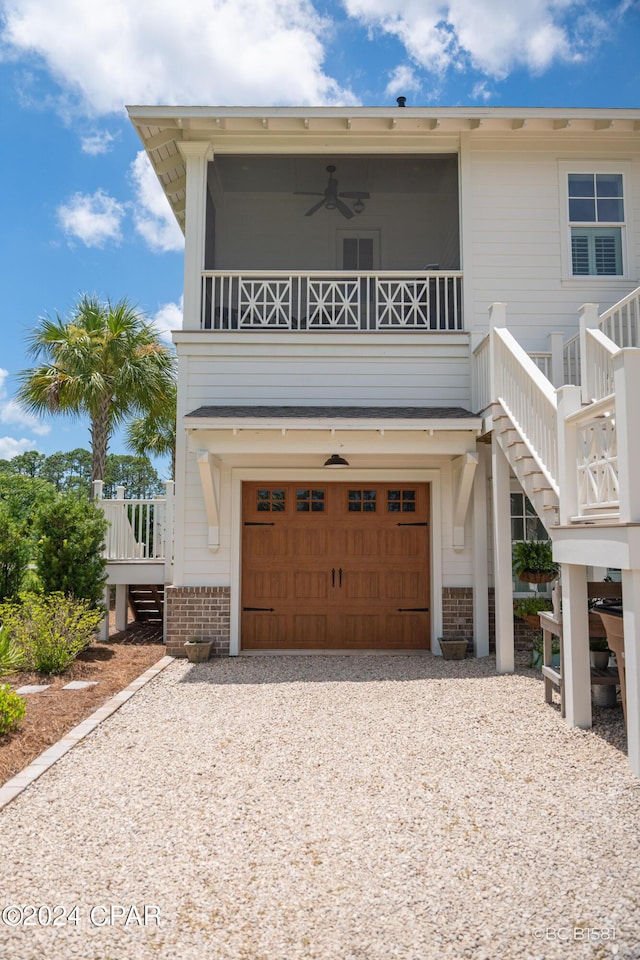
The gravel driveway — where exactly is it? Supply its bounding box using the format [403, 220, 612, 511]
[0, 654, 638, 960]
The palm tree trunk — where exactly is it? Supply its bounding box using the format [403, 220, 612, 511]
[90, 400, 111, 483]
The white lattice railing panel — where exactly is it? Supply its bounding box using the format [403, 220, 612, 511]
[307, 278, 360, 328]
[238, 278, 292, 328]
[573, 402, 619, 515]
[376, 279, 429, 327]
[201, 271, 463, 331]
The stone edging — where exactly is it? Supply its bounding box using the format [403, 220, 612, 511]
[0, 655, 175, 812]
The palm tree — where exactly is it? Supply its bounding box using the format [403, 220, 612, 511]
[17, 295, 177, 483]
[125, 380, 177, 478]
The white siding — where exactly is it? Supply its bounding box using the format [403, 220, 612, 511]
[465, 135, 640, 350]
[175, 332, 472, 411]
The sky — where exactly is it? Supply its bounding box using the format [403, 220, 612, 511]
[1, 0, 639, 474]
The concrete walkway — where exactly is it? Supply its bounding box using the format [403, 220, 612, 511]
[0, 654, 637, 960]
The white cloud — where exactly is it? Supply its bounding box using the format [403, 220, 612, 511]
[81, 130, 116, 155]
[343, 0, 604, 80]
[130, 152, 184, 253]
[57, 188, 126, 247]
[385, 64, 421, 100]
[0, 0, 356, 116]
[0, 437, 37, 460]
[0, 367, 51, 446]
[152, 297, 183, 342]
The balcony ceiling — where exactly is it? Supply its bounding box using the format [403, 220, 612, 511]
[127, 105, 640, 231]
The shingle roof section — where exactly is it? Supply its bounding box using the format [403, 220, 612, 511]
[186, 405, 477, 420]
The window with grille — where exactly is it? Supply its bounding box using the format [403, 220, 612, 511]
[568, 172, 624, 276]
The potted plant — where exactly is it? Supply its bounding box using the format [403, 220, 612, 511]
[184, 636, 214, 663]
[531, 632, 560, 670]
[513, 595, 553, 629]
[512, 540, 559, 584]
[589, 637, 611, 670]
[438, 637, 468, 660]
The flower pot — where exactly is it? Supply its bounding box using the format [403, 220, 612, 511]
[519, 570, 556, 584]
[184, 640, 213, 663]
[590, 650, 610, 670]
[524, 614, 541, 629]
[438, 638, 467, 660]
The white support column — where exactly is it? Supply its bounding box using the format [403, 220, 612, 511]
[491, 435, 514, 673]
[622, 569, 640, 776]
[472, 443, 490, 657]
[561, 563, 592, 729]
[548, 332, 565, 387]
[115, 583, 128, 633]
[578, 302, 600, 404]
[556, 385, 582, 525]
[178, 140, 213, 330]
[613, 349, 640, 524]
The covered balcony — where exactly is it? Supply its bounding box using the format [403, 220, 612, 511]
[201, 154, 462, 332]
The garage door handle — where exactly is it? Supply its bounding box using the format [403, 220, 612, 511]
[338, 567, 343, 587]
[331, 567, 335, 587]
[398, 607, 429, 612]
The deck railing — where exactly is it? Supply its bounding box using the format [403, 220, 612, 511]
[201, 270, 463, 332]
[94, 482, 174, 576]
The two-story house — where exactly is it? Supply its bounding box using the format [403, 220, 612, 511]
[121, 104, 640, 775]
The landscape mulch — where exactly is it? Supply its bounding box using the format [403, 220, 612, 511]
[0, 622, 165, 786]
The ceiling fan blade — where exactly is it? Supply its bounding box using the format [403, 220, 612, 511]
[335, 198, 355, 219]
[305, 199, 326, 217]
[339, 191, 370, 200]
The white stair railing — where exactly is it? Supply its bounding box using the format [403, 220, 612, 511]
[491, 327, 559, 491]
[94, 482, 173, 562]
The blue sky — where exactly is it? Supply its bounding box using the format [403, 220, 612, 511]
[1, 0, 639, 472]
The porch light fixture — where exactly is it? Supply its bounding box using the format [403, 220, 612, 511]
[324, 454, 349, 468]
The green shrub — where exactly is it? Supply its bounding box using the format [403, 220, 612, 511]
[0, 683, 26, 736]
[512, 540, 559, 579]
[0, 593, 102, 675]
[513, 596, 552, 621]
[34, 495, 107, 610]
[0, 624, 26, 676]
[0, 507, 30, 601]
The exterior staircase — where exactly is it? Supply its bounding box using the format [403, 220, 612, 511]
[128, 584, 165, 624]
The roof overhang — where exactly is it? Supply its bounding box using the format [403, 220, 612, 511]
[126, 104, 640, 231]
[184, 405, 482, 433]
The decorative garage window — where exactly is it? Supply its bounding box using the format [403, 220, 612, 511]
[296, 489, 325, 512]
[348, 489, 377, 512]
[560, 164, 628, 279]
[256, 488, 286, 511]
[387, 489, 416, 513]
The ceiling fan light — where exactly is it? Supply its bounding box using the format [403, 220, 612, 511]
[325, 200, 337, 210]
[353, 198, 365, 214]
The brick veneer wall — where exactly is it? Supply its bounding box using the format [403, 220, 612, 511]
[165, 586, 231, 657]
[441, 587, 538, 654]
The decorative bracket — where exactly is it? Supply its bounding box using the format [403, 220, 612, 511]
[452, 452, 478, 550]
[196, 451, 221, 551]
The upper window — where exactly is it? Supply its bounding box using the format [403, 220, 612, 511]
[567, 172, 625, 277]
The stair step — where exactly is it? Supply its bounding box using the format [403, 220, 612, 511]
[128, 584, 164, 624]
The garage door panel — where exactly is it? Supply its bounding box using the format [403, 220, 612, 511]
[344, 571, 380, 599]
[242, 614, 288, 648]
[386, 570, 424, 600]
[292, 615, 328, 646]
[293, 571, 330, 599]
[341, 614, 379, 647]
[384, 613, 429, 648]
[251, 571, 289, 600]
[244, 527, 289, 557]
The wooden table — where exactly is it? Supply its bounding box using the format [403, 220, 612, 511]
[539, 610, 620, 717]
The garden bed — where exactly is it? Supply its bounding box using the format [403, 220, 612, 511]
[0, 622, 164, 786]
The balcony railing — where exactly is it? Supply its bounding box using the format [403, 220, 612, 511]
[201, 271, 463, 332]
[93, 481, 174, 579]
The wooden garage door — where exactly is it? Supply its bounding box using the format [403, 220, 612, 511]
[241, 482, 430, 650]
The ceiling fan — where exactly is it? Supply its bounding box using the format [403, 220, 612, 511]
[295, 165, 370, 219]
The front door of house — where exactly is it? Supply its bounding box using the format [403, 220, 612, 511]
[241, 482, 430, 650]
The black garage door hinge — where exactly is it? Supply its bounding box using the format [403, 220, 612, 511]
[243, 606, 275, 612]
[396, 521, 428, 526]
[397, 607, 430, 612]
[244, 521, 275, 526]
